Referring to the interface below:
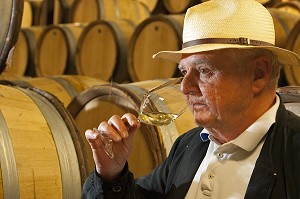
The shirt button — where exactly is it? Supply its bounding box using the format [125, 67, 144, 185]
[217, 153, 224, 158]
[208, 173, 214, 179]
[112, 185, 122, 192]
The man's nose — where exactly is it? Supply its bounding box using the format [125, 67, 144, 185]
[180, 73, 198, 95]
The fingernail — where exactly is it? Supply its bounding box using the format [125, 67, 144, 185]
[121, 131, 128, 138]
[115, 135, 122, 141]
[92, 134, 98, 139]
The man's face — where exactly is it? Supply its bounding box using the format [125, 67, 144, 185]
[178, 50, 254, 129]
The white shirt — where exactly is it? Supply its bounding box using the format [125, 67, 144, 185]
[185, 95, 280, 199]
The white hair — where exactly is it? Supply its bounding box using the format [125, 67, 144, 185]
[224, 48, 282, 89]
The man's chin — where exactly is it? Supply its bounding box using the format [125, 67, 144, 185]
[193, 112, 215, 127]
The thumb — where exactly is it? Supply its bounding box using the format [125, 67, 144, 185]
[85, 129, 102, 149]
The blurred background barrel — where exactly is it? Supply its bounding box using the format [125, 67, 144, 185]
[256, 0, 282, 7]
[5, 29, 29, 76]
[76, 19, 135, 83]
[34, 23, 86, 76]
[0, 75, 108, 107]
[70, 0, 150, 25]
[22, 0, 33, 27]
[283, 20, 300, 85]
[53, 0, 75, 24]
[22, 0, 56, 27]
[67, 79, 196, 178]
[268, 8, 300, 48]
[29, 0, 54, 25]
[274, 0, 300, 15]
[137, 0, 167, 14]
[163, 0, 199, 14]
[7, 26, 44, 77]
[0, 84, 88, 198]
[267, 8, 300, 87]
[127, 14, 184, 82]
[0, 0, 23, 74]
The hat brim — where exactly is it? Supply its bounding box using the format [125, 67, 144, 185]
[153, 44, 300, 67]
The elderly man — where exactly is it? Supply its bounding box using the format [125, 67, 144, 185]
[82, 0, 300, 198]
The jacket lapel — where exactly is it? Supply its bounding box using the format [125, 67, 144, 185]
[245, 101, 288, 199]
[166, 133, 209, 199]
[244, 124, 277, 199]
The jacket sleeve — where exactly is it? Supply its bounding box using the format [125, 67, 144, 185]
[81, 127, 202, 199]
[81, 163, 135, 199]
[81, 136, 185, 199]
[81, 150, 174, 199]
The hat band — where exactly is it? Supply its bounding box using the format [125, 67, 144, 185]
[182, 37, 274, 49]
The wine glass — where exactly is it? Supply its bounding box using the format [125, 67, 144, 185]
[93, 77, 188, 158]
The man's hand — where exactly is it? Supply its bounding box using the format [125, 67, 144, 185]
[85, 113, 140, 180]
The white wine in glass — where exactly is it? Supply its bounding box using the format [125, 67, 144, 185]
[94, 77, 188, 158]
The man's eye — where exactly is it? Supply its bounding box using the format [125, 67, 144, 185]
[199, 67, 212, 76]
[199, 68, 210, 74]
[180, 70, 187, 76]
[199, 67, 213, 82]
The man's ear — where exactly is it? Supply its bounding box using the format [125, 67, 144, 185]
[251, 55, 272, 93]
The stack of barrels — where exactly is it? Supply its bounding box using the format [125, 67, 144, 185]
[6, 0, 300, 84]
[1, 0, 300, 198]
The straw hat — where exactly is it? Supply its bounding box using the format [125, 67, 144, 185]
[153, 0, 300, 67]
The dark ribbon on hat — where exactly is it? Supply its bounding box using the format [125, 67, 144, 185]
[182, 37, 274, 49]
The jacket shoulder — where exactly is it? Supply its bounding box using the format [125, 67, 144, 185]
[285, 110, 300, 134]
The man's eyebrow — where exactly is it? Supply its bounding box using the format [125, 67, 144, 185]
[178, 63, 184, 70]
[178, 58, 212, 69]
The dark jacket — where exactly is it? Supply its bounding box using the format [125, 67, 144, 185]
[82, 101, 300, 199]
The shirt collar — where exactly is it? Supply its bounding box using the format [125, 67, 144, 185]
[199, 95, 280, 151]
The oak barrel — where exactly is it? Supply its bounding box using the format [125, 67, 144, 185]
[256, 0, 282, 7]
[76, 19, 135, 83]
[21, 1, 33, 27]
[137, 0, 167, 14]
[162, 0, 199, 14]
[0, 75, 107, 107]
[0, 0, 23, 74]
[268, 8, 300, 48]
[54, 0, 75, 23]
[7, 26, 44, 77]
[70, 0, 150, 25]
[21, 26, 44, 76]
[283, 20, 300, 85]
[67, 79, 196, 178]
[34, 23, 86, 76]
[274, 1, 300, 16]
[7, 30, 29, 76]
[22, 0, 54, 27]
[0, 84, 89, 198]
[127, 14, 184, 81]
